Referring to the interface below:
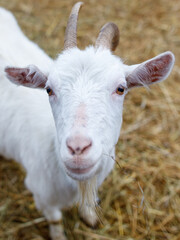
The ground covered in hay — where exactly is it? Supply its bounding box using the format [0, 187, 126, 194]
[0, 0, 180, 239]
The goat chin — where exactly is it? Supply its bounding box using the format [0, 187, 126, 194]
[77, 177, 99, 226]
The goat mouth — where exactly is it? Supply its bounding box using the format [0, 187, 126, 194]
[65, 164, 95, 175]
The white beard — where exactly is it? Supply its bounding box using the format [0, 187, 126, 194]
[77, 177, 99, 226]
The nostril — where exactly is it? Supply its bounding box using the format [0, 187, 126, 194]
[81, 142, 92, 154]
[67, 145, 75, 155]
[66, 136, 92, 156]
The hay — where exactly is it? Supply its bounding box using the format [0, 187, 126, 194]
[0, 0, 179, 239]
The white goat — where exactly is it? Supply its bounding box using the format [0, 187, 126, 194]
[0, 2, 175, 240]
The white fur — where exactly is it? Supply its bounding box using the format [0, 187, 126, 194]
[0, 7, 175, 240]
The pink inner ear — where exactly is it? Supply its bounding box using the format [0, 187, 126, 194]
[6, 67, 28, 78]
[5, 65, 47, 88]
[144, 53, 173, 83]
[127, 52, 174, 88]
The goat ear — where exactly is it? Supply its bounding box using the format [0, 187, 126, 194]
[5, 65, 47, 88]
[125, 51, 175, 89]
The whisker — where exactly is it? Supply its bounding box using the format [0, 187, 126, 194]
[102, 153, 122, 169]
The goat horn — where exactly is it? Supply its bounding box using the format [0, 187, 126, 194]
[95, 22, 120, 51]
[64, 2, 83, 50]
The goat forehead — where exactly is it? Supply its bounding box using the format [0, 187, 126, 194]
[48, 46, 125, 89]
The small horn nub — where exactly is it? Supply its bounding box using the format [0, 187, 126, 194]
[95, 22, 120, 51]
[64, 2, 83, 50]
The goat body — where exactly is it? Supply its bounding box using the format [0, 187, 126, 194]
[0, 5, 80, 217]
[0, 3, 175, 240]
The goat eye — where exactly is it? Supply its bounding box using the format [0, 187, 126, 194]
[116, 87, 125, 95]
[46, 87, 53, 96]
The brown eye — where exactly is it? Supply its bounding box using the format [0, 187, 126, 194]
[46, 87, 53, 96]
[116, 87, 125, 95]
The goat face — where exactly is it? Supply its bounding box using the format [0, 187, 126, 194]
[46, 47, 126, 180]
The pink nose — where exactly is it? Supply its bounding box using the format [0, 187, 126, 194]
[66, 135, 92, 156]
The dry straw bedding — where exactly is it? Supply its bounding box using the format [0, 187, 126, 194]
[0, 0, 180, 239]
